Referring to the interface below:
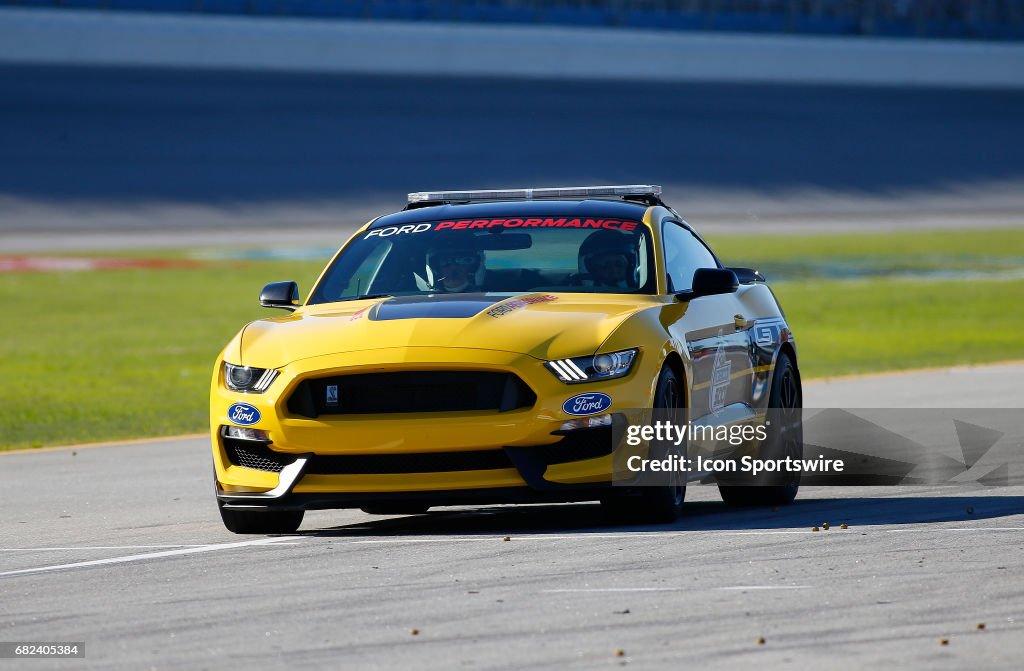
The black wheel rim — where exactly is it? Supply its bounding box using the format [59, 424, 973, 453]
[776, 367, 803, 482]
[656, 372, 685, 507]
[780, 369, 799, 411]
[656, 374, 681, 411]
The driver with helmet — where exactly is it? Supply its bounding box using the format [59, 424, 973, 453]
[574, 229, 639, 290]
[425, 246, 486, 293]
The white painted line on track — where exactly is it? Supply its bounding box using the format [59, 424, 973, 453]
[0, 545, 211, 551]
[352, 538, 505, 544]
[717, 585, 811, 591]
[543, 586, 809, 593]
[0, 537, 302, 578]
[720, 531, 818, 535]
[723, 528, 1024, 536]
[352, 532, 757, 544]
[543, 588, 686, 593]
[884, 527, 1024, 532]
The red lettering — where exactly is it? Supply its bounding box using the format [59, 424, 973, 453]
[439, 217, 637, 233]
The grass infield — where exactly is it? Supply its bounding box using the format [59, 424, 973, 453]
[1, 228, 1022, 451]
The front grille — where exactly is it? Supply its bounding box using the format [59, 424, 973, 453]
[306, 450, 515, 475]
[287, 371, 536, 418]
[224, 439, 296, 473]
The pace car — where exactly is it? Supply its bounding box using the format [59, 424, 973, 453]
[211, 185, 802, 533]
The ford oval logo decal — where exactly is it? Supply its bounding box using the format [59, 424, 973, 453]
[228, 402, 261, 426]
[562, 392, 612, 416]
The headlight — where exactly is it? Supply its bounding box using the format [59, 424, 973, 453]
[545, 348, 637, 384]
[223, 363, 278, 393]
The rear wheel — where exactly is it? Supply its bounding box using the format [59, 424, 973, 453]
[718, 351, 802, 506]
[218, 503, 304, 534]
[601, 364, 686, 524]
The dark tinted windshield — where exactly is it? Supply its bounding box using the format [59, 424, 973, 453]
[308, 216, 654, 305]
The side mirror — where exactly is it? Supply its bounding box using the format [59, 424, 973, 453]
[692, 268, 738, 297]
[726, 267, 766, 284]
[675, 268, 738, 301]
[260, 281, 300, 311]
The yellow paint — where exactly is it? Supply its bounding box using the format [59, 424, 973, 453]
[210, 204, 791, 500]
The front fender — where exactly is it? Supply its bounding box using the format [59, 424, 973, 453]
[597, 300, 692, 408]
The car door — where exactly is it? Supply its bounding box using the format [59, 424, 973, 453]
[661, 221, 757, 427]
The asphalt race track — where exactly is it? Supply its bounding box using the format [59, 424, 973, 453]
[2, 366, 1022, 669]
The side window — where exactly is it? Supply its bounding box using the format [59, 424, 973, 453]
[662, 223, 718, 292]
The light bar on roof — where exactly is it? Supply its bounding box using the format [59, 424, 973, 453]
[407, 184, 662, 204]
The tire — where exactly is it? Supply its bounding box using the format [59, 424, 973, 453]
[360, 504, 431, 515]
[218, 503, 304, 534]
[718, 351, 802, 507]
[601, 364, 686, 524]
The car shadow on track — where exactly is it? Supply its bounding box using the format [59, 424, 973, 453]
[298, 493, 1024, 538]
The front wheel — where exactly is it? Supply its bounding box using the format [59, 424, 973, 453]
[718, 351, 802, 507]
[601, 364, 686, 524]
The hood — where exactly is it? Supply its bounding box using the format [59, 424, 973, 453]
[238, 293, 657, 367]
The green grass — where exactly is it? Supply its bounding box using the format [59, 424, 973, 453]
[1, 229, 1023, 451]
[0, 259, 326, 451]
[706, 228, 1024, 279]
[706, 228, 1024, 263]
[705, 228, 1024, 377]
[770, 278, 1023, 378]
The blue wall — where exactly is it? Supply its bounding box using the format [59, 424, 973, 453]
[3, 1, 1023, 41]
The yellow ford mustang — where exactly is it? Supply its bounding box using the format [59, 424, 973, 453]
[211, 185, 802, 533]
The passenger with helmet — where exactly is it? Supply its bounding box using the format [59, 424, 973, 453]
[573, 229, 639, 290]
[425, 246, 486, 293]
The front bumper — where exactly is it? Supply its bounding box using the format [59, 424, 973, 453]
[212, 346, 657, 508]
[215, 425, 621, 509]
[219, 487, 617, 511]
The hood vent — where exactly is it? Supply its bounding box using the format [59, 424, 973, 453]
[371, 294, 504, 321]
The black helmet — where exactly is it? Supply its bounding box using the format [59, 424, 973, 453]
[578, 230, 638, 280]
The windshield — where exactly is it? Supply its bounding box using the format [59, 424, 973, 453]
[308, 216, 654, 305]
